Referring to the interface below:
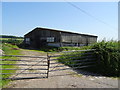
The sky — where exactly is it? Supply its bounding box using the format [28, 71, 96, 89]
[2, 2, 118, 41]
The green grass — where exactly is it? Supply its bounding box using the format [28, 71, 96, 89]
[0, 38, 23, 40]
[24, 49, 45, 53]
[24, 45, 92, 53]
[0, 43, 21, 88]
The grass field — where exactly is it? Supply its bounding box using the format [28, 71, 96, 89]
[0, 38, 24, 46]
[0, 38, 23, 40]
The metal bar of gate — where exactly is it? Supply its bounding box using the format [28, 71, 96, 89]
[1, 68, 48, 70]
[49, 65, 96, 72]
[0, 64, 48, 66]
[0, 59, 47, 62]
[2, 76, 48, 80]
[50, 59, 96, 64]
[0, 55, 47, 58]
[1, 72, 47, 74]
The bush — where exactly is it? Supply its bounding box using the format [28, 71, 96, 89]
[91, 41, 120, 76]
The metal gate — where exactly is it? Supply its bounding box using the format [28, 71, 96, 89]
[47, 49, 98, 76]
[1, 49, 97, 80]
[0, 55, 49, 80]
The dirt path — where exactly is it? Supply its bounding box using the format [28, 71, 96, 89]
[7, 49, 118, 88]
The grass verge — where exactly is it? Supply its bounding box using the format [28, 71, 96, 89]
[0, 43, 21, 88]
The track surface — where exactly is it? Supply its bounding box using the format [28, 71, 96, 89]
[7, 49, 118, 88]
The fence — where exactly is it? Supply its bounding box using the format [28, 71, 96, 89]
[48, 49, 98, 75]
[0, 49, 97, 80]
[0, 55, 48, 80]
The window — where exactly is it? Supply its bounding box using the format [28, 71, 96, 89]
[25, 38, 30, 44]
[47, 37, 54, 42]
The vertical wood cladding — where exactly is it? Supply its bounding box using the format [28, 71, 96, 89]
[61, 32, 96, 44]
[24, 27, 97, 48]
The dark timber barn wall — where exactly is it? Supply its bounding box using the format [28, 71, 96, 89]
[24, 27, 97, 48]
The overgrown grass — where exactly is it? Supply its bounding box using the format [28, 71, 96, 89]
[57, 40, 120, 77]
[0, 43, 21, 88]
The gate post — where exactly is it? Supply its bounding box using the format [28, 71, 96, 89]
[47, 52, 50, 78]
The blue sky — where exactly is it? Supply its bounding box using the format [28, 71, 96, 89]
[2, 2, 118, 40]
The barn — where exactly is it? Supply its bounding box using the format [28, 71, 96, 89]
[24, 27, 98, 48]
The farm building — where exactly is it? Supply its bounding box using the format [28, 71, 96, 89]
[24, 27, 98, 48]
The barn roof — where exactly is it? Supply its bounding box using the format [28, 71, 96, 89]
[25, 27, 98, 37]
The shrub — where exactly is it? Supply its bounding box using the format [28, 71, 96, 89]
[91, 41, 120, 76]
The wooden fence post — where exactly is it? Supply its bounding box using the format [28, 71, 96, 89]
[47, 52, 50, 78]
